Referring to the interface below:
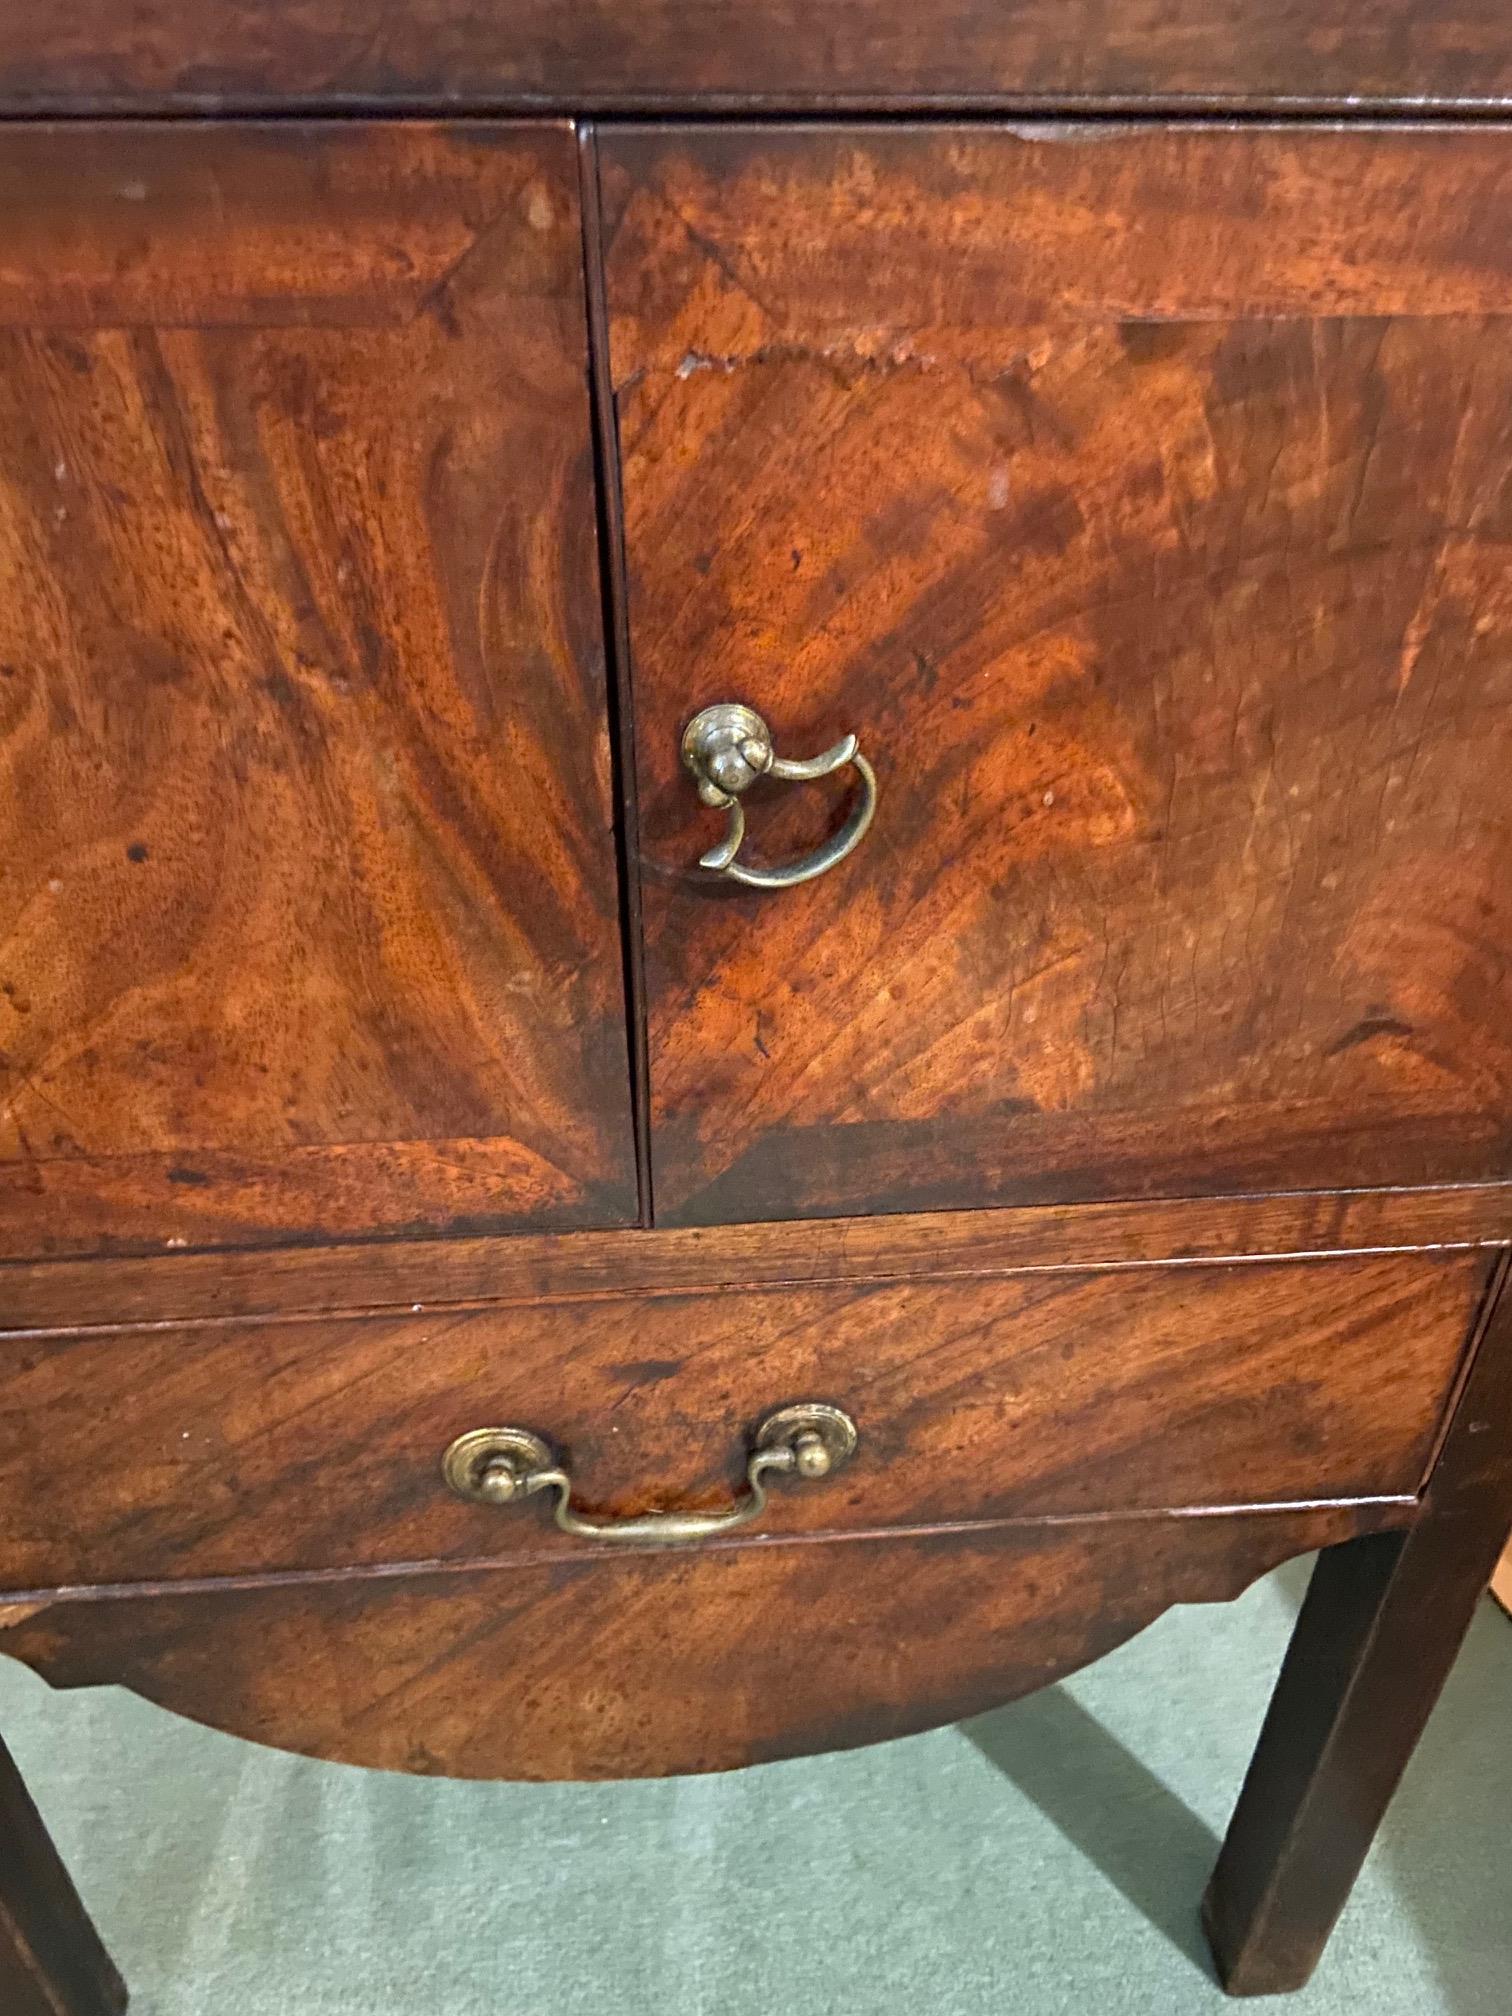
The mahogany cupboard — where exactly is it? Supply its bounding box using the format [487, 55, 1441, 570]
[4, 11, 1512, 2011]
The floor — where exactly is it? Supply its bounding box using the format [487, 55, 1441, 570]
[3, 1557, 1507, 2016]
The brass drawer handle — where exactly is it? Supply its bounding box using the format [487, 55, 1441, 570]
[681, 703, 877, 888]
[442, 1402, 858, 1546]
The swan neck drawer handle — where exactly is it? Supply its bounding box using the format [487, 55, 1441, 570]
[681, 703, 877, 888]
[442, 1403, 858, 1546]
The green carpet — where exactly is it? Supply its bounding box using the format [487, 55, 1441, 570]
[3, 1558, 1507, 2014]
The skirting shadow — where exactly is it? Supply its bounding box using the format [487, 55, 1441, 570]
[962, 1683, 1222, 1979]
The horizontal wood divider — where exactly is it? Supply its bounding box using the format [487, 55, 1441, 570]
[2, 1184, 1507, 1332]
[5, 5, 1512, 116]
[0, 1495, 1417, 1613]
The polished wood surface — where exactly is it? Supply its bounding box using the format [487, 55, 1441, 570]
[3, 60, 1512, 2010]
[0, 1504, 1397, 1781]
[0, 1732, 125, 2016]
[0, 1248, 1484, 1591]
[604, 125, 1512, 1225]
[1205, 1257, 1512, 1993]
[3, 1181, 1507, 1331]
[2, 5, 1512, 115]
[0, 122, 636, 1257]
[0, 122, 559, 326]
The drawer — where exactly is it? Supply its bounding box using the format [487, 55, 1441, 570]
[0, 1246, 1489, 1591]
[0, 121, 635, 1258]
[603, 124, 1512, 1226]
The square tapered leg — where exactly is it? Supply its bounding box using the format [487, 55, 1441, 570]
[1205, 1275, 1512, 1995]
[1, 1733, 126, 2016]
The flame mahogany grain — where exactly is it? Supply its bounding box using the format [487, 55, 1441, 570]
[603, 124, 1512, 1228]
[6, 79, 1512, 2016]
[0, 123, 636, 1257]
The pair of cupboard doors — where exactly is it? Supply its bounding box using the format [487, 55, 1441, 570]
[4, 116, 1511, 1262]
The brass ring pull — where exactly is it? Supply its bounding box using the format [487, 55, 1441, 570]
[442, 1403, 858, 1547]
[681, 703, 877, 888]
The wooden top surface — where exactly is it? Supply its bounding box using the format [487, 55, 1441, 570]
[2, 3, 1512, 117]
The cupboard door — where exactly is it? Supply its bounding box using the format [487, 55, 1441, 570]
[0, 122, 636, 1256]
[602, 124, 1512, 1226]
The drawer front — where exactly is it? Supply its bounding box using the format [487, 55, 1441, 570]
[0, 122, 635, 1258]
[0, 1246, 1488, 1591]
[604, 124, 1512, 1226]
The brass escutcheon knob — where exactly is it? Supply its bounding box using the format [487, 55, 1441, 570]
[681, 703, 877, 888]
